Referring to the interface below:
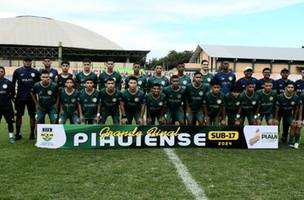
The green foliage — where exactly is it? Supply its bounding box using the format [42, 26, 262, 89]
[146, 50, 193, 70]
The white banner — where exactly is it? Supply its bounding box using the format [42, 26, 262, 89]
[244, 126, 278, 149]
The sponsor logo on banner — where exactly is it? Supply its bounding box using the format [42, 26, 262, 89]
[36, 124, 67, 149]
[244, 126, 278, 149]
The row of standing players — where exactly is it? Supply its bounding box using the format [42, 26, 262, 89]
[0, 58, 303, 148]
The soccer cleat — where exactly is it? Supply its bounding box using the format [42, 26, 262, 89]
[15, 134, 23, 141]
[9, 137, 15, 144]
[294, 143, 299, 149]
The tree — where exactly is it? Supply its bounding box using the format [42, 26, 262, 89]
[146, 50, 193, 70]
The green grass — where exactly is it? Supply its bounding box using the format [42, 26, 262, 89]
[1, 114, 304, 199]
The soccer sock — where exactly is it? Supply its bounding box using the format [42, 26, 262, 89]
[288, 134, 295, 145]
[16, 124, 21, 135]
[295, 134, 301, 143]
[9, 132, 14, 138]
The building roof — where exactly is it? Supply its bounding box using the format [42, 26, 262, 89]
[0, 16, 122, 50]
[190, 44, 304, 62]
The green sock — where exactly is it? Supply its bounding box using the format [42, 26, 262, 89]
[288, 135, 295, 145]
[295, 134, 301, 143]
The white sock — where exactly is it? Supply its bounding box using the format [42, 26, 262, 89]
[9, 133, 14, 138]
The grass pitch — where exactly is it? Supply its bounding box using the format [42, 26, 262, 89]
[0, 114, 304, 200]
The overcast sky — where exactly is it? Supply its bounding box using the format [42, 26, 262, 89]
[1, 0, 304, 59]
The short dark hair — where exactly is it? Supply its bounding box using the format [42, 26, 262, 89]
[210, 78, 220, 86]
[106, 77, 115, 83]
[82, 58, 91, 63]
[170, 75, 179, 82]
[0, 66, 5, 72]
[40, 69, 49, 75]
[133, 62, 141, 66]
[85, 78, 94, 83]
[61, 60, 70, 65]
[285, 82, 294, 88]
[264, 79, 273, 84]
[128, 76, 138, 82]
[65, 77, 74, 84]
[262, 67, 271, 72]
[23, 57, 32, 62]
[246, 80, 255, 87]
[193, 71, 202, 76]
[230, 84, 241, 93]
[201, 60, 209, 64]
[152, 83, 161, 88]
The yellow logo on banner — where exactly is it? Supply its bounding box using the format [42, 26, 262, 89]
[208, 131, 239, 140]
[41, 129, 54, 142]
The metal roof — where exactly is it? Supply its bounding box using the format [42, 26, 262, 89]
[0, 16, 122, 50]
[190, 44, 304, 62]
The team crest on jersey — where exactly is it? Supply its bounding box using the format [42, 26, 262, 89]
[269, 97, 274, 101]
[291, 101, 295, 105]
[92, 98, 97, 103]
[207, 78, 211, 82]
[161, 81, 165, 85]
[217, 99, 222, 104]
[138, 80, 142, 85]
[236, 101, 240, 106]
[159, 101, 163, 106]
[228, 76, 233, 81]
[47, 90, 52, 95]
[177, 94, 182, 99]
[199, 91, 204, 96]
[252, 101, 256, 105]
[112, 98, 117, 102]
[113, 77, 116, 81]
[134, 97, 139, 102]
[2, 84, 7, 89]
[221, 77, 225, 80]
[71, 98, 76, 103]
[183, 80, 187, 85]
[31, 73, 35, 77]
[50, 73, 53, 77]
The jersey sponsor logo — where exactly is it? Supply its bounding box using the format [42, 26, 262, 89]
[217, 99, 222, 104]
[134, 97, 139, 102]
[31, 73, 35, 77]
[112, 98, 117, 102]
[47, 90, 53, 95]
[2, 84, 7, 89]
[252, 101, 257, 105]
[92, 98, 97, 103]
[199, 91, 204, 96]
[236, 101, 240, 106]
